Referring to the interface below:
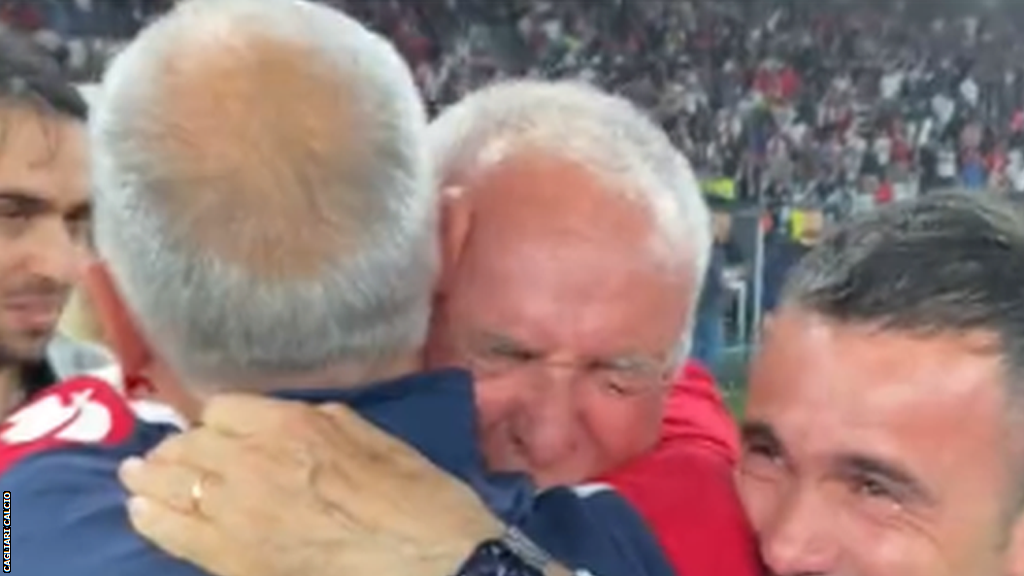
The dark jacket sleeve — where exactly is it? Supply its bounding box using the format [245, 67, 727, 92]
[2, 450, 211, 576]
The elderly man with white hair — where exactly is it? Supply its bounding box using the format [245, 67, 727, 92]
[423, 80, 758, 576]
[0, 2, 677, 576]
[115, 78, 759, 576]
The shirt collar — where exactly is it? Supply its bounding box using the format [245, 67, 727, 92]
[271, 368, 534, 523]
[271, 368, 486, 476]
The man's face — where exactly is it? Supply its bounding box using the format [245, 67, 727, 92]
[0, 105, 90, 364]
[427, 154, 695, 488]
[740, 308, 1024, 576]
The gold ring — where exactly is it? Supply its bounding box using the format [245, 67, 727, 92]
[189, 475, 207, 513]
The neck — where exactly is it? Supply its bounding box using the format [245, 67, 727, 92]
[147, 351, 424, 425]
[221, 353, 424, 393]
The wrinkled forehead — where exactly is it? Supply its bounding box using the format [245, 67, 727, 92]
[456, 151, 668, 255]
[441, 154, 694, 353]
[748, 310, 1016, 491]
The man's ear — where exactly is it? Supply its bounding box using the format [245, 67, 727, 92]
[80, 261, 152, 376]
[438, 186, 472, 296]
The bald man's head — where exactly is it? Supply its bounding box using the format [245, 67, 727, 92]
[144, 30, 367, 275]
[91, 0, 435, 384]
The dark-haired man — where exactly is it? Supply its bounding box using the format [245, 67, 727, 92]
[0, 29, 97, 414]
[741, 192, 1024, 576]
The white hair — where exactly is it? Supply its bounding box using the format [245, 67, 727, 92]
[90, 0, 435, 381]
[428, 80, 711, 362]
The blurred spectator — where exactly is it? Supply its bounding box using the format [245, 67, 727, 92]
[10, 0, 1024, 213]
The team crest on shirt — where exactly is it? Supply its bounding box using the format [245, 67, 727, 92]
[0, 377, 137, 475]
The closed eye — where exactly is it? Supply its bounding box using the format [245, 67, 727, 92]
[849, 472, 899, 501]
[745, 440, 783, 461]
[739, 422, 789, 479]
[832, 453, 934, 510]
[486, 342, 540, 362]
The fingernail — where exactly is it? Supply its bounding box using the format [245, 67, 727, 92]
[127, 496, 150, 517]
[119, 456, 145, 480]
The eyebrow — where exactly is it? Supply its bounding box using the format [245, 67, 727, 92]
[474, 330, 664, 369]
[832, 452, 937, 506]
[0, 188, 90, 217]
[0, 188, 50, 208]
[740, 420, 790, 458]
[742, 421, 937, 507]
[475, 330, 533, 349]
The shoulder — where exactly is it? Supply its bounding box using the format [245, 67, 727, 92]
[1, 431, 206, 576]
[0, 375, 140, 477]
[0, 379, 201, 576]
[658, 361, 740, 462]
[606, 445, 762, 576]
[522, 484, 675, 576]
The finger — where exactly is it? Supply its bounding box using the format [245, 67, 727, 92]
[120, 456, 228, 517]
[147, 427, 251, 476]
[202, 394, 315, 438]
[128, 496, 249, 576]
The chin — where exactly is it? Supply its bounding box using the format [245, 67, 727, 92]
[0, 334, 52, 364]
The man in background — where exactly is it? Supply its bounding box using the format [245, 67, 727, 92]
[691, 200, 743, 373]
[0, 28, 103, 415]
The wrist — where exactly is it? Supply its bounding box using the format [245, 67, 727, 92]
[452, 526, 552, 576]
[433, 516, 505, 576]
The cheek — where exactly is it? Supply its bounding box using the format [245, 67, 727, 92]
[423, 330, 459, 370]
[838, 515, 965, 576]
[577, 391, 663, 464]
[473, 373, 529, 429]
[0, 243, 24, 291]
[736, 470, 781, 534]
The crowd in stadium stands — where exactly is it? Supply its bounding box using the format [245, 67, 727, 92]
[7, 0, 1024, 216]
[8, 0, 1024, 367]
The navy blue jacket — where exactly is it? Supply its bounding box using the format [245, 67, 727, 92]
[0, 369, 676, 576]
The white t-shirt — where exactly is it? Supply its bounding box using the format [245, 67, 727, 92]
[960, 77, 980, 108]
[937, 148, 958, 179]
[873, 136, 893, 167]
[880, 72, 904, 100]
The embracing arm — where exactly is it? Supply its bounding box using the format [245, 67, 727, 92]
[119, 396, 614, 576]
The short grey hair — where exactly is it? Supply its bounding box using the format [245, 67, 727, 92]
[90, 0, 435, 382]
[428, 80, 711, 361]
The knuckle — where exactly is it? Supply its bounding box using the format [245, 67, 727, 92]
[275, 404, 321, 438]
[317, 402, 352, 422]
[149, 433, 189, 463]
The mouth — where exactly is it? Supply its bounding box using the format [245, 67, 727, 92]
[3, 296, 66, 334]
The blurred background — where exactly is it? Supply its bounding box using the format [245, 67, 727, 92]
[9, 0, 1024, 404]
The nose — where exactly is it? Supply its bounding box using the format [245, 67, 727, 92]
[24, 217, 82, 284]
[514, 365, 584, 469]
[758, 486, 839, 575]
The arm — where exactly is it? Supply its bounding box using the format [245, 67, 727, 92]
[119, 397, 670, 576]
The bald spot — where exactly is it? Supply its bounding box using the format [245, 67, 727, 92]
[458, 151, 674, 275]
[131, 28, 376, 279]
